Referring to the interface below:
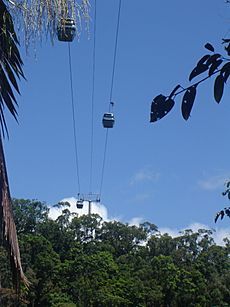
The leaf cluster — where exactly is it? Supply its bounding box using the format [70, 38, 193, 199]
[150, 41, 230, 122]
[215, 181, 230, 223]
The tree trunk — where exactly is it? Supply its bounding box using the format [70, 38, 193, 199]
[0, 136, 29, 292]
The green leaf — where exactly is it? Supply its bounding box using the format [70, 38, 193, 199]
[150, 95, 174, 122]
[181, 86, 197, 120]
[204, 43, 214, 52]
[189, 64, 208, 81]
[214, 74, 225, 103]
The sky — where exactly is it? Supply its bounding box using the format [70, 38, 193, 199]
[3, 0, 230, 242]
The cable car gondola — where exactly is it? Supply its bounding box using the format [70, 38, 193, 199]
[102, 112, 115, 128]
[57, 18, 76, 42]
[76, 199, 83, 209]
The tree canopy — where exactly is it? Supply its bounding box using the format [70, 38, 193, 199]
[1, 198, 230, 306]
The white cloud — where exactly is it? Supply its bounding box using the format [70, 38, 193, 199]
[159, 222, 230, 246]
[130, 167, 160, 186]
[128, 217, 144, 226]
[213, 227, 230, 245]
[159, 223, 209, 238]
[49, 197, 108, 221]
[198, 175, 229, 191]
[159, 227, 180, 238]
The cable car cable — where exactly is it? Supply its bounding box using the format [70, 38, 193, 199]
[99, 129, 108, 196]
[68, 42, 81, 194]
[109, 0, 122, 109]
[99, 0, 122, 196]
[89, 0, 97, 194]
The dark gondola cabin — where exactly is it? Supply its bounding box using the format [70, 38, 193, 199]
[76, 200, 83, 209]
[102, 112, 115, 128]
[57, 18, 76, 42]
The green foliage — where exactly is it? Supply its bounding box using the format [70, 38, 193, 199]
[12, 199, 49, 234]
[4, 198, 230, 306]
[96, 221, 147, 257]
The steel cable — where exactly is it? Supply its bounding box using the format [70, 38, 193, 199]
[99, 0, 122, 196]
[68, 42, 81, 194]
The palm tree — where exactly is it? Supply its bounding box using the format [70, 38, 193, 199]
[0, 0, 90, 293]
[0, 0, 29, 292]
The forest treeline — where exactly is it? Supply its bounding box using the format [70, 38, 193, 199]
[1, 199, 230, 307]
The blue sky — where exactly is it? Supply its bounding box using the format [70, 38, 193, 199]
[3, 0, 230, 236]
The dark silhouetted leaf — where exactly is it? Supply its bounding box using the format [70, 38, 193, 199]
[214, 74, 225, 103]
[0, 98, 8, 138]
[196, 54, 210, 67]
[220, 210, 225, 220]
[151, 95, 166, 112]
[206, 54, 221, 66]
[225, 43, 230, 56]
[215, 212, 220, 223]
[225, 208, 230, 217]
[169, 84, 180, 99]
[150, 94, 174, 122]
[214, 210, 224, 223]
[222, 38, 230, 43]
[189, 64, 208, 81]
[208, 59, 223, 76]
[204, 43, 214, 52]
[0, 68, 17, 120]
[221, 62, 230, 82]
[3, 59, 20, 94]
[181, 86, 197, 120]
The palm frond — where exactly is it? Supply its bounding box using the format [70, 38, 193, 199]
[0, 0, 25, 137]
[6, 0, 90, 48]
